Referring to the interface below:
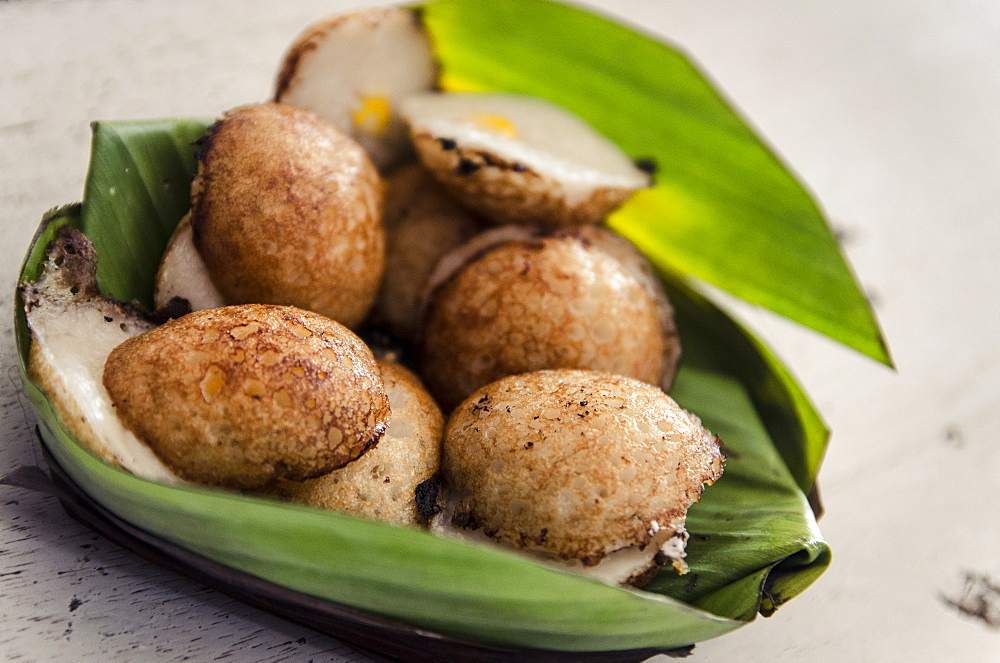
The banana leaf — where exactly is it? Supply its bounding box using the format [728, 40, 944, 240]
[662, 273, 828, 495]
[80, 118, 211, 308]
[15, 124, 830, 652]
[419, 0, 891, 368]
[11, 0, 847, 652]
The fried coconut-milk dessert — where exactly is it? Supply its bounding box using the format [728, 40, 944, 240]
[272, 359, 443, 526]
[420, 224, 680, 409]
[102, 304, 390, 490]
[162, 102, 385, 329]
[437, 370, 724, 587]
[401, 91, 652, 225]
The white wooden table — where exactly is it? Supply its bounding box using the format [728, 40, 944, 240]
[2, 1, 998, 660]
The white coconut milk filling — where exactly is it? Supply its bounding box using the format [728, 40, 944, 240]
[154, 214, 226, 312]
[27, 300, 182, 484]
[277, 8, 437, 170]
[401, 92, 651, 205]
[554, 527, 688, 584]
[430, 494, 685, 586]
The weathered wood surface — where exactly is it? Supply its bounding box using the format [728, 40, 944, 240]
[2, 1, 998, 661]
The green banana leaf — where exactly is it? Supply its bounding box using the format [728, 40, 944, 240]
[80, 118, 212, 308]
[419, 0, 891, 367]
[11, 0, 849, 651]
[662, 273, 828, 495]
[15, 120, 830, 651]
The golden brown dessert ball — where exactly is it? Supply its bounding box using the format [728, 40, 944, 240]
[275, 360, 443, 525]
[190, 103, 385, 328]
[442, 369, 724, 566]
[420, 225, 680, 409]
[102, 304, 389, 490]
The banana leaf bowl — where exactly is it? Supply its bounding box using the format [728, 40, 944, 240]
[13, 0, 890, 658]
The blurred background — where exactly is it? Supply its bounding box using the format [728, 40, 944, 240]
[2, 1, 998, 660]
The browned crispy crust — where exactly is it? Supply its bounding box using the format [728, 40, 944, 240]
[190, 103, 385, 329]
[103, 304, 390, 490]
[576, 225, 682, 391]
[21, 225, 101, 304]
[443, 370, 724, 563]
[420, 225, 680, 410]
[411, 131, 638, 226]
[273, 360, 443, 526]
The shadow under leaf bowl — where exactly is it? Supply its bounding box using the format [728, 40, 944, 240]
[13, 0, 845, 659]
